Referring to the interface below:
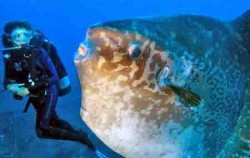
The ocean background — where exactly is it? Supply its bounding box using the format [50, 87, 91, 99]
[0, 0, 249, 158]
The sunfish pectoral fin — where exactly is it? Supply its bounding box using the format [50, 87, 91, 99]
[161, 85, 203, 107]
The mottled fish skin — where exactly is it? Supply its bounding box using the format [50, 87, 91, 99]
[217, 75, 250, 157]
[217, 10, 250, 157]
[75, 10, 250, 158]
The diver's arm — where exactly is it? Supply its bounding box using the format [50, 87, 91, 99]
[2, 54, 29, 97]
[47, 43, 71, 95]
[47, 44, 68, 78]
[39, 48, 59, 85]
[2, 52, 21, 89]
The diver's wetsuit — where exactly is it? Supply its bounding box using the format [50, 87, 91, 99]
[2, 46, 95, 150]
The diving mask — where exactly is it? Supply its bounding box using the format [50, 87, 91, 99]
[10, 28, 33, 46]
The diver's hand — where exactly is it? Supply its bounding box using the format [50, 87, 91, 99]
[7, 83, 25, 93]
[16, 87, 30, 97]
[6, 83, 30, 97]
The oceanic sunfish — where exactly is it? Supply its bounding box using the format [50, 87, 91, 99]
[75, 10, 250, 157]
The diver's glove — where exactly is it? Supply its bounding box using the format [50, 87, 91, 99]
[7, 83, 30, 96]
[15, 87, 30, 97]
[6, 83, 30, 99]
[6, 83, 25, 93]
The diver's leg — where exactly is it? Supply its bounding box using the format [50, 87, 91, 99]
[49, 112, 77, 132]
[31, 88, 107, 158]
[32, 98, 66, 130]
[33, 85, 95, 150]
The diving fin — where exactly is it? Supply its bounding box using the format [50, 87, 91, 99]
[94, 149, 108, 158]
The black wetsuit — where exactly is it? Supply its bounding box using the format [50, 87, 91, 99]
[2, 45, 95, 150]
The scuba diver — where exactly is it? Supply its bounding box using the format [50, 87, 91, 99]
[1, 21, 107, 158]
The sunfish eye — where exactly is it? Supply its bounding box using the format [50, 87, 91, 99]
[78, 43, 88, 57]
[75, 42, 91, 60]
[128, 43, 142, 59]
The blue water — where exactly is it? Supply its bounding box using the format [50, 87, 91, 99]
[0, 0, 249, 158]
